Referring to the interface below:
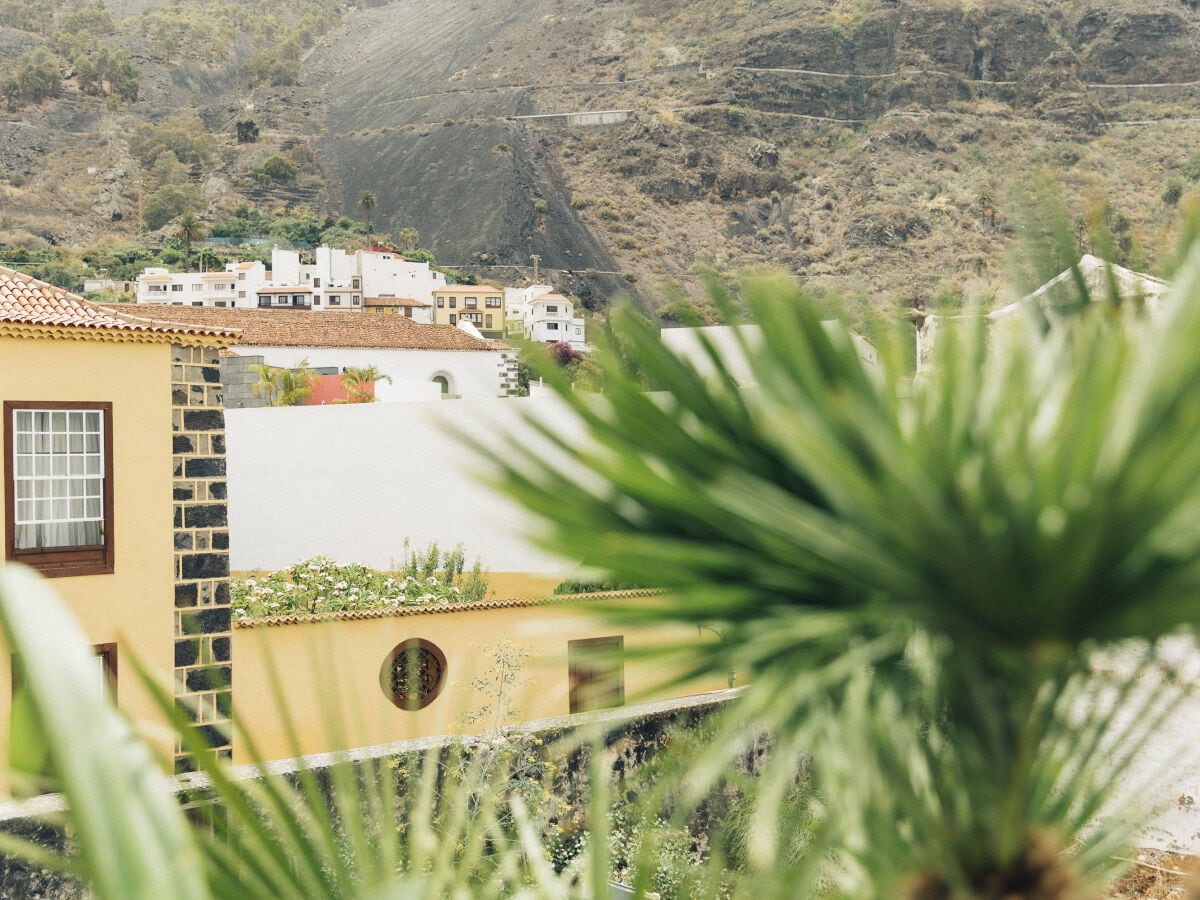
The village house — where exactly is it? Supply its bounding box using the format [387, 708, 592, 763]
[135, 246, 449, 313]
[504, 284, 587, 352]
[0, 266, 239, 774]
[125, 305, 520, 402]
[431, 284, 505, 339]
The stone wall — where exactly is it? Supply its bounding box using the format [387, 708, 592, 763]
[171, 343, 233, 771]
[219, 353, 267, 410]
[499, 349, 520, 396]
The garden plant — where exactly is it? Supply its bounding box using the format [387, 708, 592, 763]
[4, 225, 1200, 895]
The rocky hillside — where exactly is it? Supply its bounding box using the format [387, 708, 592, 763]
[3, 0, 1200, 318]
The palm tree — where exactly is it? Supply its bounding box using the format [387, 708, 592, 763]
[479, 251, 1200, 895]
[250, 359, 317, 407]
[178, 213, 203, 268]
[397, 227, 419, 252]
[358, 191, 377, 234]
[338, 364, 391, 403]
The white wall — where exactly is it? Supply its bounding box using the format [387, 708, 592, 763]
[245, 345, 507, 400]
[225, 395, 584, 575]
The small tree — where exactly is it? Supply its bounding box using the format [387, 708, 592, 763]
[235, 119, 259, 144]
[338, 365, 391, 403]
[250, 359, 317, 407]
[358, 191, 377, 234]
[397, 226, 419, 251]
[260, 155, 296, 181]
[177, 213, 203, 268]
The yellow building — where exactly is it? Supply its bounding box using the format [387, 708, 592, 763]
[232, 592, 731, 762]
[432, 284, 505, 338]
[0, 267, 238, 771]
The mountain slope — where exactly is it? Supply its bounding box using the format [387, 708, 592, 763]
[3, 0, 1200, 316]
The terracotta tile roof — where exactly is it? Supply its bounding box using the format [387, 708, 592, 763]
[123, 304, 510, 351]
[234, 589, 662, 628]
[434, 285, 502, 294]
[0, 266, 239, 344]
[364, 296, 429, 307]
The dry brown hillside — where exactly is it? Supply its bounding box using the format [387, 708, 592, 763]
[2, 0, 1200, 318]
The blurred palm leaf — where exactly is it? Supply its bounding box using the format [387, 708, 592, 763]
[484, 246, 1200, 893]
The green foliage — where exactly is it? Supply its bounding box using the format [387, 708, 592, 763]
[231, 548, 489, 619]
[250, 358, 317, 406]
[482, 249, 1200, 893]
[129, 116, 217, 169]
[1, 48, 62, 108]
[142, 183, 203, 230]
[258, 155, 297, 181]
[337, 365, 391, 403]
[1182, 152, 1200, 182]
[551, 579, 646, 595]
[235, 119, 260, 144]
[0, 0, 52, 32]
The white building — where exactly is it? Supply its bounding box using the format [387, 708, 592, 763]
[504, 285, 587, 351]
[128, 304, 519, 401]
[136, 261, 267, 307]
[915, 254, 1172, 375]
[135, 247, 447, 314]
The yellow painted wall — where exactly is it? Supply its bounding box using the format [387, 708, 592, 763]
[232, 599, 730, 763]
[0, 335, 177, 760]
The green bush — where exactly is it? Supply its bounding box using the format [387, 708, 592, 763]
[233, 547, 489, 619]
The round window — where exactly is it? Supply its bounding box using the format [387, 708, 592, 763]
[380, 639, 447, 710]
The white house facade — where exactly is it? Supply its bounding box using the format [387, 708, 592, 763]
[135, 247, 447, 314]
[504, 285, 587, 351]
[125, 305, 519, 401]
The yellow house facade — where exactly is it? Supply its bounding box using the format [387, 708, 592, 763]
[0, 267, 238, 772]
[432, 285, 505, 338]
[232, 592, 731, 762]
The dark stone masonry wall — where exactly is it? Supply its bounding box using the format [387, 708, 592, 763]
[499, 349, 520, 396]
[171, 343, 233, 771]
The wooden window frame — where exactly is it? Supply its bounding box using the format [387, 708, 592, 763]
[568, 635, 624, 713]
[4, 401, 114, 578]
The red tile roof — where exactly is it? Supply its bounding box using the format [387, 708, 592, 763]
[0, 266, 239, 343]
[123, 304, 509, 351]
[363, 296, 429, 307]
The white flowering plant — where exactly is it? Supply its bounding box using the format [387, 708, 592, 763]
[232, 546, 488, 620]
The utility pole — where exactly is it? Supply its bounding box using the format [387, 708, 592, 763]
[530, 254, 540, 283]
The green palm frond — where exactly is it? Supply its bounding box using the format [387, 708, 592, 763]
[482, 246, 1200, 891]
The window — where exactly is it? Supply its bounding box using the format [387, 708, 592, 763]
[352, 295, 360, 306]
[465, 297, 478, 309]
[238, 291, 246, 299]
[449, 298, 457, 309]
[486, 297, 501, 308]
[568, 636, 623, 713]
[436, 298, 445, 308]
[329, 295, 341, 306]
[546, 305, 558, 314]
[546, 322, 559, 330]
[313, 295, 321, 305]
[192, 301, 203, 307]
[216, 301, 227, 307]
[449, 313, 457, 325]
[192, 284, 202, 291]
[462, 312, 482, 324]
[352, 277, 361, 289]
[485, 314, 493, 329]
[379, 639, 446, 710]
[314, 278, 320, 287]
[170, 284, 183, 292]
[238, 273, 245, 281]
[148, 284, 166, 292]
[4, 402, 113, 577]
[276, 296, 287, 305]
